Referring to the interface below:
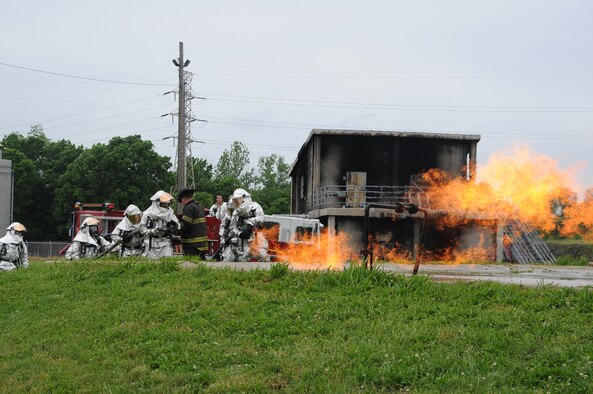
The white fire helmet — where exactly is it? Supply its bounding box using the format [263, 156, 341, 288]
[124, 204, 142, 224]
[81, 217, 101, 228]
[150, 190, 174, 209]
[7, 222, 26, 233]
[232, 188, 250, 199]
[232, 188, 251, 206]
[150, 190, 174, 203]
[159, 193, 174, 203]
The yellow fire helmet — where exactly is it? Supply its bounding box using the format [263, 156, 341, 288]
[159, 192, 174, 203]
[81, 217, 101, 227]
[7, 222, 26, 232]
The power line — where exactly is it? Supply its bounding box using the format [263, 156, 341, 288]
[202, 115, 406, 131]
[194, 65, 593, 76]
[0, 95, 165, 130]
[75, 125, 173, 145]
[0, 61, 175, 87]
[47, 117, 160, 140]
[27, 103, 171, 131]
[153, 139, 298, 153]
[201, 93, 593, 113]
[200, 115, 593, 138]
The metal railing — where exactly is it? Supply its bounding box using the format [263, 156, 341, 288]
[312, 185, 431, 210]
[26, 241, 70, 258]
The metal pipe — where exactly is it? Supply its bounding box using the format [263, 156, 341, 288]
[362, 203, 403, 269]
[412, 207, 430, 275]
[362, 203, 430, 274]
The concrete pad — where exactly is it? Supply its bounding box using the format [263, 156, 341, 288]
[200, 261, 593, 288]
[375, 263, 593, 287]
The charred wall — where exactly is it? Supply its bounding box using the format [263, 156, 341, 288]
[318, 215, 497, 262]
[291, 143, 310, 214]
[290, 132, 479, 214]
[319, 135, 398, 187]
[318, 135, 476, 188]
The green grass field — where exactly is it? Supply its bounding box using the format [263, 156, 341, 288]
[1, 259, 593, 392]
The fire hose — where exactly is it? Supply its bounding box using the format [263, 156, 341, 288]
[98, 228, 143, 257]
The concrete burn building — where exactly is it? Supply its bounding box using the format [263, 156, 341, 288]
[288, 129, 502, 261]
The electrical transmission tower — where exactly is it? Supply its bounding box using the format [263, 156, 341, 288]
[171, 42, 197, 209]
[182, 70, 197, 190]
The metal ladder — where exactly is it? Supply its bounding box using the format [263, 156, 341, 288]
[504, 220, 556, 264]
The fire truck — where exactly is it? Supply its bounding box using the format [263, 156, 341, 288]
[69, 202, 124, 240]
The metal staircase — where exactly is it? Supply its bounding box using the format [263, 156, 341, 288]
[504, 220, 556, 264]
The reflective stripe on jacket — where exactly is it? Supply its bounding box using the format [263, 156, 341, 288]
[180, 200, 208, 250]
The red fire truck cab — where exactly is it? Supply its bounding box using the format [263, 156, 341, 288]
[69, 202, 125, 240]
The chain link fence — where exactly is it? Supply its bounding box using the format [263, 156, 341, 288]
[26, 241, 70, 258]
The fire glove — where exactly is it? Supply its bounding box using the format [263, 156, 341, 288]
[239, 224, 254, 240]
[164, 221, 180, 237]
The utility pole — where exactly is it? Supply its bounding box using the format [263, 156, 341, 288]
[172, 42, 191, 213]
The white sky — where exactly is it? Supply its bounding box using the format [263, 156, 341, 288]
[1, 1, 592, 188]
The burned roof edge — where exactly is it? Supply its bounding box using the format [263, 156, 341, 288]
[309, 128, 481, 141]
[289, 129, 481, 175]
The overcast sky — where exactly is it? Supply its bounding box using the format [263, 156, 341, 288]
[1, 1, 592, 189]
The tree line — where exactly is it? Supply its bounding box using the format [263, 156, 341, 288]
[1, 126, 291, 240]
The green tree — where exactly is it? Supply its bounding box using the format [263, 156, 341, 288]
[251, 154, 291, 214]
[1, 126, 84, 240]
[212, 176, 243, 203]
[1, 148, 44, 239]
[55, 135, 174, 233]
[190, 157, 215, 195]
[188, 157, 216, 207]
[214, 141, 255, 190]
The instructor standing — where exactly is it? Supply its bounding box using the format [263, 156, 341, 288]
[178, 188, 208, 258]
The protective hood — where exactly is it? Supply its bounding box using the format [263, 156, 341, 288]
[235, 200, 259, 217]
[1, 222, 26, 244]
[226, 198, 237, 215]
[6, 222, 26, 232]
[144, 198, 177, 222]
[232, 188, 252, 200]
[115, 204, 143, 232]
[150, 190, 166, 201]
[124, 204, 142, 216]
[73, 226, 100, 247]
[0, 231, 24, 245]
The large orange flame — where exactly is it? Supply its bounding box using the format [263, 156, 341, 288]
[262, 227, 357, 269]
[260, 145, 593, 266]
[422, 147, 575, 231]
[562, 191, 593, 241]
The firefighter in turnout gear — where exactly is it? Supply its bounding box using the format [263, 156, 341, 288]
[223, 188, 269, 262]
[178, 188, 208, 258]
[0, 222, 29, 271]
[111, 204, 145, 257]
[65, 217, 111, 260]
[141, 191, 180, 259]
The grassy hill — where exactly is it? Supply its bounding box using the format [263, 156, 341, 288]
[1, 259, 593, 392]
